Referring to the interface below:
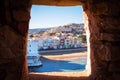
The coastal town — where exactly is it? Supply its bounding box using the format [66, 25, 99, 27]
[27, 23, 87, 72]
[28, 23, 86, 50]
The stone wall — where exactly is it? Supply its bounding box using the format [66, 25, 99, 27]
[0, 0, 120, 80]
[0, 0, 31, 80]
[83, 0, 120, 80]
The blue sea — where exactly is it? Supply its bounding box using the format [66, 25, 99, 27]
[28, 56, 87, 72]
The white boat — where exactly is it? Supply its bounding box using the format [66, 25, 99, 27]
[27, 53, 42, 67]
[27, 39, 42, 67]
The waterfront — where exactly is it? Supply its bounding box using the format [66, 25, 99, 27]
[28, 48, 87, 73]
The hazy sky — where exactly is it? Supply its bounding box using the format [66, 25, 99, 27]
[29, 5, 83, 29]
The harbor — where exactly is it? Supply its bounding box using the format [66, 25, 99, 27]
[28, 47, 87, 73]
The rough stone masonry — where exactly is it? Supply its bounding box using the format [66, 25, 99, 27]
[0, 0, 120, 80]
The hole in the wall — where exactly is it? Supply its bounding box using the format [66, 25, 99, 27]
[27, 5, 90, 76]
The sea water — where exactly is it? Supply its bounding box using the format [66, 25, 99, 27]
[28, 56, 87, 72]
[28, 41, 87, 72]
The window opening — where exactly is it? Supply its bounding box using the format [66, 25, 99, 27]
[27, 5, 87, 73]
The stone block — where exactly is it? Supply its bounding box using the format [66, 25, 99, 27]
[106, 2, 120, 16]
[113, 72, 120, 80]
[0, 56, 27, 80]
[92, 44, 120, 62]
[9, 0, 31, 10]
[109, 61, 120, 72]
[0, 69, 6, 80]
[0, 25, 18, 46]
[0, 25, 27, 59]
[100, 33, 120, 41]
[100, 17, 120, 31]
[17, 22, 29, 36]
[11, 38, 27, 57]
[91, 44, 111, 61]
[89, 0, 120, 16]
[90, 2, 109, 16]
[110, 46, 120, 61]
[32, 0, 84, 6]
[97, 16, 120, 31]
[5, 11, 12, 23]
[13, 10, 30, 22]
[0, 47, 16, 59]
[90, 33, 100, 44]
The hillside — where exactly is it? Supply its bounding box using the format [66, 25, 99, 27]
[29, 28, 51, 34]
[29, 23, 84, 35]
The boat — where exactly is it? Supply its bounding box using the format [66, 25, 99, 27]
[27, 39, 42, 67]
[27, 53, 42, 67]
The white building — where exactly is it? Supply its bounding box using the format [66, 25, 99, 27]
[38, 38, 53, 50]
[73, 38, 82, 48]
[38, 37, 60, 50]
[52, 36, 60, 49]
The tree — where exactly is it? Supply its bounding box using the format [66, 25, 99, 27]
[29, 34, 34, 38]
[78, 34, 86, 43]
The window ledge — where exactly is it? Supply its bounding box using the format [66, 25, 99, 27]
[29, 70, 90, 80]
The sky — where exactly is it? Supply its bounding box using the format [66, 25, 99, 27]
[29, 5, 83, 29]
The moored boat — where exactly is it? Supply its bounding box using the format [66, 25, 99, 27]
[27, 39, 42, 67]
